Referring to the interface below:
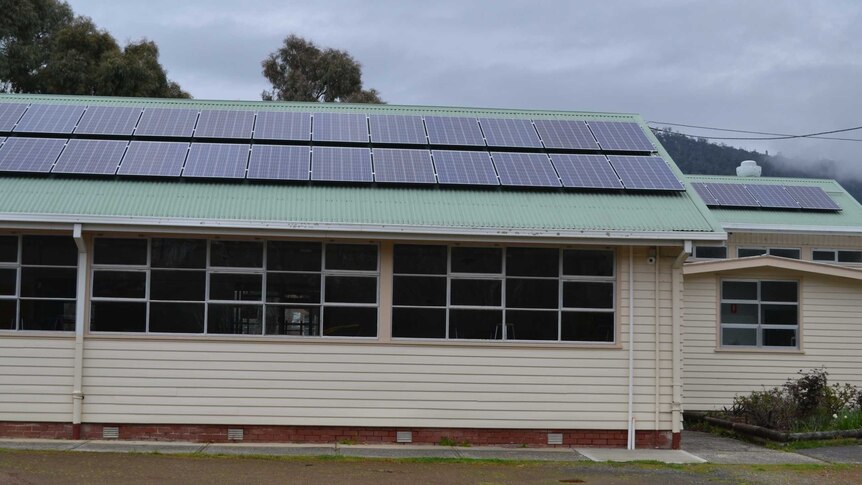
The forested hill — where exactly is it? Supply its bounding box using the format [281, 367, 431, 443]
[656, 130, 862, 203]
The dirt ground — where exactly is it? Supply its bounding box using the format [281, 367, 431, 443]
[2, 449, 862, 485]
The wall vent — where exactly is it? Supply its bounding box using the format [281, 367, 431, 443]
[547, 433, 563, 445]
[227, 428, 244, 441]
[102, 426, 119, 439]
[396, 431, 413, 443]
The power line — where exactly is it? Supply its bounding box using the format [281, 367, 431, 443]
[647, 121, 862, 142]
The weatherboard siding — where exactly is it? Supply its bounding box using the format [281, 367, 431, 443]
[727, 232, 862, 260]
[0, 336, 75, 422]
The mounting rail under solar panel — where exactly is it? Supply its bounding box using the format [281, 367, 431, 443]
[0, 103, 29, 132]
[783, 185, 841, 210]
[135, 108, 199, 137]
[194, 109, 255, 139]
[424, 116, 485, 146]
[491, 152, 560, 187]
[0, 137, 67, 173]
[550, 154, 623, 189]
[588, 121, 654, 152]
[248, 145, 310, 181]
[433, 150, 498, 185]
[607, 156, 684, 191]
[311, 146, 372, 182]
[74, 106, 142, 136]
[701, 183, 760, 207]
[743, 184, 799, 209]
[368, 115, 427, 144]
[532, 119, 599, 150]
[183, 143, 249, 179]
[52, 139, 128, 175]
[14, 104, 86, 134]
[118, 141, 189, 177]
[253, 111, 311, 141]
[372, 148, 435, 184]
[312, 112, 369, 143]
[479, 118, 542, 148]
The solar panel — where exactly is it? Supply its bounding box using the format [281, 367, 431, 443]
[194, 109, 255, 139]
[743, 184, 799, 209]
[0, 103, 28, 131]
[690, 182, 719, 205]
[492, 152, 560, 187]
[783, 185, 841, 210]
[118, 141, 189, 177]
[702, 183, 759, 207]
[588, 121, 654, 152]
[550, 154, 623, 189]
[368, 115, 427, 144]
[311, 147, 372, 182]
[607, 156, 684, 191]
[424, 116, 485, 146]
[432, 150, 498, 185]
[372, 148, 435, 184]
[532, 119, 598, 150]
[248, 145, 310, 181]
[52, 139, 128, 175]
[135, 108, 198, 137]
[0, 137, 67, 173]
[14, 104, 86, 134]
[182, 143, 249, 179]
[74, 106, 142, 136]
[312, 112, 368, 143]
[478, 118, 542, 148]
[253, 111, 311, 141]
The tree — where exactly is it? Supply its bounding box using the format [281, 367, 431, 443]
[261, 34, 382, 103]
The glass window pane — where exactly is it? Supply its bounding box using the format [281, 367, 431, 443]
[322, 307, 377, 337]
[506, 310, 558, 341]
[325, 244, 377, 271]
[93, 238, 147, 265]
[151, 238, 206, 268]
[561, 312, 614, 342]
[266, 273, 320, 303]
[450, 279, 501, 306]
[93, 271, 146, 299]
[506, 278, 558, 309]
[0, 300, 15, 329]
[22, 236, 77, 266]
[762, 304, 797, 325]
[0, 236, 17, 263]
[838, 251, 862, 263]
[722, 327, 757, 346]
[763, 328, 797, 347]
[563, 282, 614, 309]
[0, 268, 15, 296]
[393, 276, 446, 306]
[722, 281, 757, 300]
[813, 250, 836, 261]
[150, 270, 205, 301]
[451, 247, 502, 274]
[392, 308, 446, 338]
[19, 300, 75, 331]
[720, 303, 758, 324]
[738, 248, 767, 257]
[20, 267, 76, 298]
[393, 245, 447, 275]
[694, 246, 727, 259]
[90, 302, 146, 332]
[208, 304, 263, 335]
[267, 241, 321, 271]
[210, 240, 263, 268]
[761, 281, 797, 302]
[563, 250, 614, 276]
[324, 276, 377, 303]
[506, 247, 559, 277]
[149, 302, 204, 333]
[449, 309, 502, 340]
[769, 248, 800, 259]
[265, 305, 320, 336]
[209, 273, 263, 301]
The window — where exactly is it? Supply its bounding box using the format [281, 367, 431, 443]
[720, 280, 798, 348]
[813, 249, 862, 263]
[392, 245, 615, 343]
[737, 247, 800, 259]
[693, 246, 727, 259]
[0, 235, 77, 331]
[90, 238, 378, 337]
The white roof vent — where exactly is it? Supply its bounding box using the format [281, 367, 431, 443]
[736, 160, 762, 177]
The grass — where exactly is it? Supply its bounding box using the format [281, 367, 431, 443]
[792, 410, 862, 433]
[766, 438, 861, 451]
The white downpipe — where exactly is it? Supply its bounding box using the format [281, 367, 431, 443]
[654, 247, 660, 444]
[671, 242, 692, 443]
[627, 246, 635, 450]
[72, 224, 86, 436]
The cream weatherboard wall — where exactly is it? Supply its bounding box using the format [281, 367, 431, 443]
[0, 336, 75, 422]
[725, 232, 862, 260]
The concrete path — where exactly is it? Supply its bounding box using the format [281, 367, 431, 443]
[680, 430, 825, 464]
[576, 447, 706, 464]
[796, 445, 862, 464]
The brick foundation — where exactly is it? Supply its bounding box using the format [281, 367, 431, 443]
[0, 422, 673, 448]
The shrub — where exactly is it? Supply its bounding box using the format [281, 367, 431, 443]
[728, 387, 797, 430]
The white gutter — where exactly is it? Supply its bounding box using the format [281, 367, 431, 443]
[627, 246, 636, 450]
[71, 224, 86, 439]
[670, 240, 691, 449]
[721, 223, 862, 236]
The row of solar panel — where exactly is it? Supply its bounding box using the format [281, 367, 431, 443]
[0, 103, 655, 151]
[692, 182, 841, 211]
[0, 137, 683, 190]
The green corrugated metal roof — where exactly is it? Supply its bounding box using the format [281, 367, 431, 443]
[686, 175, 862, 231]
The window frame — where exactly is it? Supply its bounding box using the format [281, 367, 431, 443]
[719, 278, 799, 349]
[812, 249, 862, 264]
[692, 245, 727, 260]
[736, 247, 801, 259]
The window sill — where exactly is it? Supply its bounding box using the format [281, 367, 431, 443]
[0, 330, 75, 338]
[392, 337, 622, 350]
[714, 347, 804, 355]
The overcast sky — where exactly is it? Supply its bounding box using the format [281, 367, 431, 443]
[68, 0, 862, 175]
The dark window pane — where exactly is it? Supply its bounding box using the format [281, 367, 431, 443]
[0, 300, 15, 329]
[506, 247, 558, 277]
[393, 276, 446, 306]
[0, 236, 17, 263]
[838, 251, 862, 263]
[151, 238, 206, 268]
[22, 236, 77, 266]
[393, 308, 446, 338]
[267, 241, 321, 271]
[266, 273, 320, 303]
[208, 304, 263, 334]
[210, 240, 263, 268]
[812, 250, 836, 261]
[92, 271, 146, 298]
[449, 309, 502, 339]
[90, 302, 146, 332]
[506, 310, 558, 341]
[393, 244, 447, 275]
[323, 307, 377, 337]
[325, 244, 377, 271]
[19, 300, 75, 331]
[722, 327, 757, 346]
[769, 248, 800, 259]
[761, 281, 797, 302]
[450, 279, 501, 306]
[722, 281, 757, 300]
[561, 312, 614, 342]
[20, 267, 76, 298]
[763, 328, 797, 347]
[451, 247, 502, 274]
[324, 276, 376, 303]
[93, 238, 147, 265]
[209, 273, 263, 301]
[506, 278, 558, 309]
[738, 248, 766, 258]
[694, 246, 727, 259]
[0, 268, 15, 296]
[265, 305, 320, 336]
[563, 250, 614, 276]
[149, 302, 204, 333]
[150, 270, 205, 301]
[720, 303, 758, 324]
[762, 304, 797, 325]
[563, 282, 614, 309]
